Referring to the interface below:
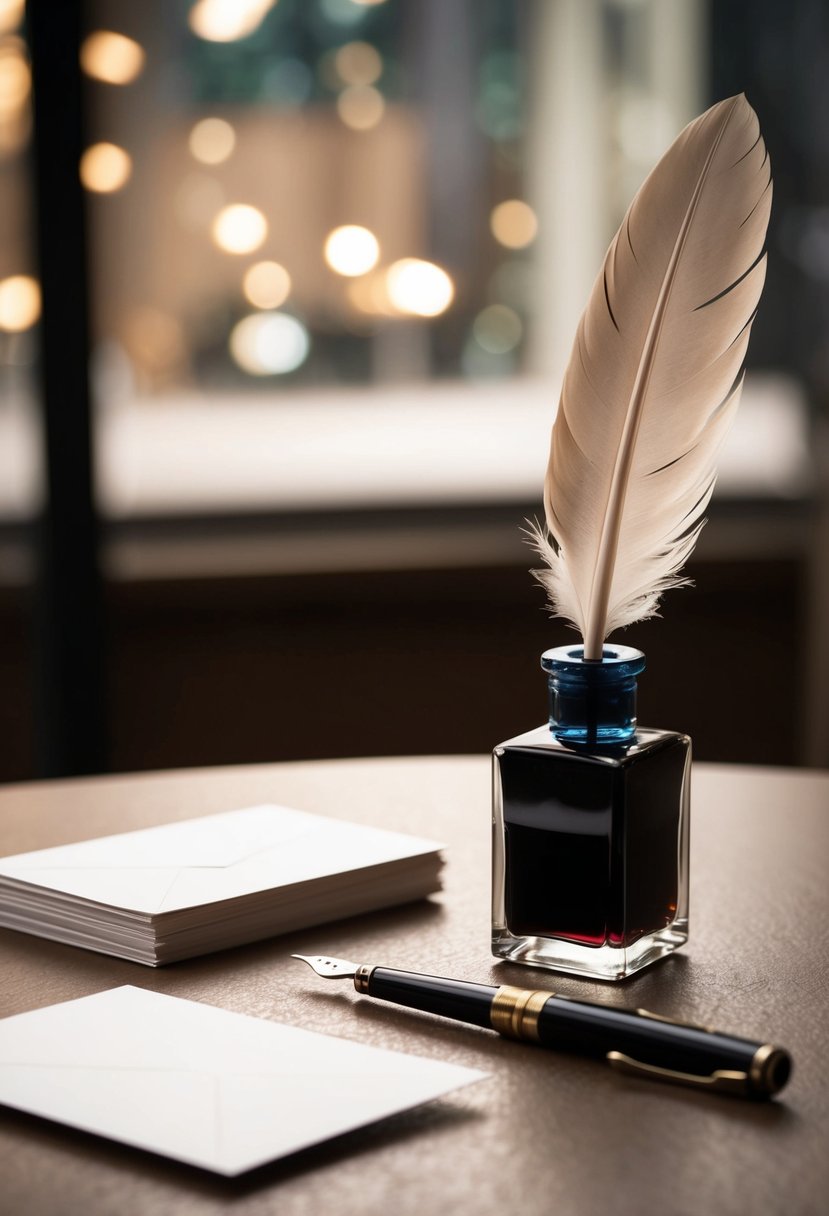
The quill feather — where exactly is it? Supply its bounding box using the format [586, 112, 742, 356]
[534, 94, 771, 659]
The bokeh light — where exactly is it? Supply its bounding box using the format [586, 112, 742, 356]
[212, 204, 268, 254]
[80, 143, 132, 193]
[243, 260, 291, 309]
[0, 1, 24, 35]
[476, 50, 524, 142]
[346, 270, 395, 317]
[189, 117, 236, 165]
[472, 304, 523, 353]
[490, 199, 537, 249]
[0, 39, 29, 153]
[188, 0, 276, 43]
[320, 0, 369, 24]
[337, 86, 385, 131]
[324, 225, 380, 276]
[385, 259, 454, 317]
[0, 274, 40, 332]
[334, 42, 382, 86]
[0, 38, 30, 113]
[80, 31, 145, 85]
[229, 312, 310, 375]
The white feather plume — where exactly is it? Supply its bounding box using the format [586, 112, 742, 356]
[533, 94, 772, 659]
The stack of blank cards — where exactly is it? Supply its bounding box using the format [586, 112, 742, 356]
[0, 804, 443, 965]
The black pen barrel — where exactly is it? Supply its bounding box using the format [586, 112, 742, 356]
[353, 967, 791, 1098]
[360, 966, 497, 1029]
[533, 997, 790, 1096]
[538, 999, 751, 1072]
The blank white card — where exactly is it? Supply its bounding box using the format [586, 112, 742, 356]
[0, 986, 485, 1175]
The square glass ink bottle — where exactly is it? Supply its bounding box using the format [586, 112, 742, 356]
[492, 645, 690, 981]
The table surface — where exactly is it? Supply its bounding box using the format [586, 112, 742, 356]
[0, 757, 827, 1216]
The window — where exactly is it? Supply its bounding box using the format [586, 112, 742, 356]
[1, 1, 822, 780]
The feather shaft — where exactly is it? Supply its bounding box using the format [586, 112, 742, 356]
[583, 103, 735, 657]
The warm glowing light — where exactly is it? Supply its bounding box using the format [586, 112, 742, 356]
[188, 0, 276, 43]
[212, 204, 268, 254]
[80, 143, 132, 193]
[324, 225, 379, 276]
[337, 85, 384, 131]
[0, 39, 30, 112]
[490, 199, 538, 249]
[334, 41, 382, 86]
[0, 274, 40, 332]
[0, 39, 28, 151]
[385, 258, 454, 317]
[472, 304, 523, 354]
[243, 260, 291, 309]
[80, 31, 145, 85]
[188, 117, 236, 164]
[346, 270, 395, 317]
[229, 312, 310, 375]
[0, 1, 24, 35]
[350, 0, 388, 7]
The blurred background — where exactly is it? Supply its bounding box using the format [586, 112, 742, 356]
[0, 0, 826, 782]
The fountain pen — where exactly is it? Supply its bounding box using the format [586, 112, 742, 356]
[292, 954, 792, 1099]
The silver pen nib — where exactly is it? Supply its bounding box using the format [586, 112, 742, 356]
[291, 953, 360, 979]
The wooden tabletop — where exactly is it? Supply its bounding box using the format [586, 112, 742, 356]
[0, 757, 827, 1216]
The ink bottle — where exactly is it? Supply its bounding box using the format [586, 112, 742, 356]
[492, 645, 690, 981]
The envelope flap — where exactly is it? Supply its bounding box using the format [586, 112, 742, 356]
[0, 805, 315, 874]
[0, 804, 442, 917]
[155, 814, 442, 913]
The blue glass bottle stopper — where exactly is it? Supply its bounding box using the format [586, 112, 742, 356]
[542, 644, 646, 747]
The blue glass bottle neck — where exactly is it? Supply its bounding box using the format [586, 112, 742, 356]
[541, 645, 645, 747]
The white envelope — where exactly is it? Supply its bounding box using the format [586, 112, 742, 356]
[0, 986, 486, 1175]
[0, 804, 443, 916]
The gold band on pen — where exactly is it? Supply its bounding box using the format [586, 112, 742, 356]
[354, 964, 374, 993]
[490, 985, 552, 1042]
